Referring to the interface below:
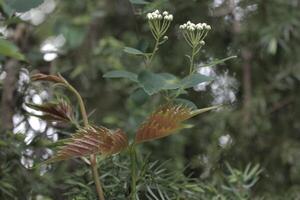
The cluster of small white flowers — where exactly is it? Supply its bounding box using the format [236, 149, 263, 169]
[179, 21, 211, 31]
[147, 10, 173, 21]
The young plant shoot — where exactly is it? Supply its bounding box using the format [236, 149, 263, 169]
[29, 10, 236, 200]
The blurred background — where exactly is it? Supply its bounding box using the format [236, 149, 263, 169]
[0, 0, 300, 199]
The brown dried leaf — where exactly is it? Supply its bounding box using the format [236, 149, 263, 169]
[135, 104, 219, 143]
[45, 126, 128, 163]
[31, 73, 66, 84]
[26, 99, 74, 123]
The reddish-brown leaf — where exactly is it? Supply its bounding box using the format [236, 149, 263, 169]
[45, 126, 128, 163]
[135, 104, 220, 143]
[26, 99, 74, 123]
[31, 73, 66, 84]
[135, 104, 193, 143]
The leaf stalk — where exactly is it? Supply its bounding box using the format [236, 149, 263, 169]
[62, 75, 105, 200]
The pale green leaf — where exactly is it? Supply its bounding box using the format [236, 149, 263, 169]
[191, 105, 221, 116]
[123, 47, 144, 55]
[158, 73, 180, 90]
[0, 38, 25, 60]
[180, 73, 214, 89]
[268, 38, 277, 54]
[103, 70, 138, 82]
[5, 0, 44, 12]
[204, 55, 237, 67]
[174, 98, 197, 110]
[129, 0, 149, 4]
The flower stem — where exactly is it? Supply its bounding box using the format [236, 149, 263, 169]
[147, 38, 160, 67]
[189, 46, 196, 74]
[170, 44, 197, 100]
[130, 144, 137, 200]
[63, 78, 105, 200]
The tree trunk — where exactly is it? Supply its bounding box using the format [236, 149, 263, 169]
[1, 59, 19, 131]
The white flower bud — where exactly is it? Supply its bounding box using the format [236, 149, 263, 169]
[195, 23, 202, 30]
[163, 11, 168, 15]
[206, 25, 211, 30]
[147, 13, 152, 20]
[200, 40, 205, 45]
[163, 36, 168, 40]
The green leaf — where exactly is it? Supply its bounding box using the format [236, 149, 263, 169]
[129, 88, 149, 105]
[61, 25, 86, 49]
[268, 38, 277, 55]
[191, 105, 221, 116]
[137, 72, 181, 95]
[1, 1, 15, 16]
[180, 73, 214, 89]
[5, 0, 44, 12]
[103, 70, 138, 82]
[129, 0, 149, 4]
[204, 55, 237, 67]
[0, 38, 25, 60]
[174, 98, 197, 110]
[138, 71, 166, 95]
[158, 73, 180, 90]
[123, 47, 144, 55]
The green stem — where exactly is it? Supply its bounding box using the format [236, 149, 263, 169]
[147, 38, 160, 67]
[91, 155, 105, 200]
[62, 78, 105, 200]
[189, 46, 196, 74]
[64, 83, 89, 127]
[130, 144, 137, 200]
[170, 44, 197, 100]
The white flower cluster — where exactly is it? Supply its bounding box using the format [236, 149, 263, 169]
[147, 10, 173, 21]
[179, 21, 211, 31]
